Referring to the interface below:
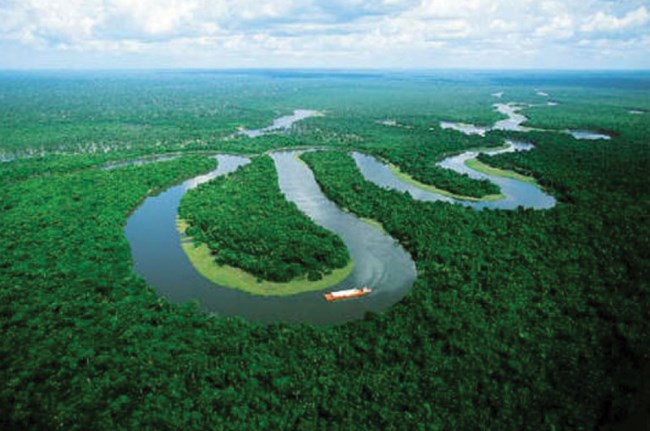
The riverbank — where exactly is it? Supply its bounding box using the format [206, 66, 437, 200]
[359, 217, 386, 233]
[177, 218, 355, 296]
[465, 158, 538, 185]
[387, 162, 505, 202]
[179, 156, 352, 285]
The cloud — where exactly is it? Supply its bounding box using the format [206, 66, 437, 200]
[581, 6, 649, 32]
[413, 0, 496, 19]
[106, 0, 199, 36]
[0, 0, 648, 68]
[535, 14, 574, 40]
[1, 0, 104, 43]
[489, 19, 518, 32]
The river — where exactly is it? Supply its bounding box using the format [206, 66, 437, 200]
[353, 140, 556, 210]
[124, 100, 562, 324]
[126, 150, 416, 325]
[440, 100, 611, 140]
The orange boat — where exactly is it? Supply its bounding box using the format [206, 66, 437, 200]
[324, 286, 372, 302]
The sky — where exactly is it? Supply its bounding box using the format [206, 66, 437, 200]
[0, 0, 649, 69]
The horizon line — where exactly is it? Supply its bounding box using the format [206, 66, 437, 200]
[1, 67, 649, 73]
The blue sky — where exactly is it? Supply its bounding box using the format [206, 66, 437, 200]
[0, 0, 648, 69]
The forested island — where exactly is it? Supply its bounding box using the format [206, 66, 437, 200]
[178, 155, 352, 293]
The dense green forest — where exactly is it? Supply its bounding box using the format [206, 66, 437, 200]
[1, 70, 649, 429]
[301, 145, 649, 429]
[297, 113, 505, 198]
[178, 155, 350, 283]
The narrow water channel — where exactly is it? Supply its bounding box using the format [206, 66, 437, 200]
[353, 140, 556, 210]
[440, 98, 611, 140]
[565, 130, 611, 140]
[103, 154, 179, 170]
[239, 109, 321, 137]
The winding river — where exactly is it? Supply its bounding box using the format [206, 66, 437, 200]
[357, 98, 563, 209]
[440, 100, 611, 140]
[126, 150, 416, 325]
[440, 103, 532, 136]
[354, 140, 556, 210]
[239, 109, 321, 137]
[125, 98, 565, 324]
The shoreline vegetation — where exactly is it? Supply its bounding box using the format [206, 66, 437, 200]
[387, 162, 505, 202]
[177, 155, 354, 294]
[177, 219, 355, 296]
[465, 158, 538, 185]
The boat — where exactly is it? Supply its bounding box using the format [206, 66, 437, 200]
[324, 286, 372, 302]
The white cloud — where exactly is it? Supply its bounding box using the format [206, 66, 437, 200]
[0, 0, 648, 68]
[535, 14, 574, 39]
[489, 19, 518, 32]
[3, 0, 105, 42]
[107, 0, 199, 36]
[414, 0, 495, 19]
[581, 6, 649, 32]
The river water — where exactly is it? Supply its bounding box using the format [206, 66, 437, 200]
[353, 140, 556, 210]
[125, 101, 563, 324]
[381, 99, 560, 209]
[103, 154, 179, 170]
[440, 100, 611, 140]
[126, 150, 416, 325]
[565, 130, 611, 140]
[239, 109, 321, 137]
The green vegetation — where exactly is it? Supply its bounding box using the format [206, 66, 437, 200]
[1, 71, 649, 430]
[178, 155, 351, 284]
[465, 157, 538, 184]
[177, 219, 354, 296]
[0, 71, 510, 198]
[375, 139, 503, 198]
[388, 160, 506, 201]
[302, 139, 649, 430]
